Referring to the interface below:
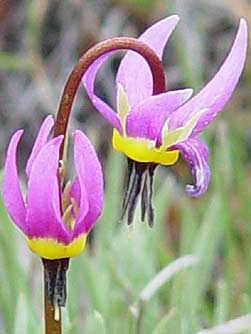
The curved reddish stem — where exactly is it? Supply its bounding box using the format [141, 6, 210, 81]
[54, 37, 166, 156]
[46, 37, 166, 332]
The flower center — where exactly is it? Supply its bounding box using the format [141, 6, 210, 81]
[114, 84, 179, 165]
[61, 181, 79, 232]
[26, 234, 87, 260]
[26, 178, 85, 259]
[112, 129, 179, 165]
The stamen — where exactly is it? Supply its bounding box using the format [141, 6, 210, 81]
[145, 165, 155, 227]
[61, 182, 80, 231]
[121, 160, 156, 226]
[62, 204, 73, 226]
[126, 168, 145, 225]
[61, 181, 71, 212]
[140, 165, 155, 227]
[121, 160, 148, 225]
[71, 197, 79, 217]
[62, 204, 76, 231]
[59, 160, 65, 184]
[42, 258, 69, 310]
[141, 173, 147, 222]
[121, 159, 135, 218]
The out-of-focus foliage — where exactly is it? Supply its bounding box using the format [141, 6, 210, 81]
[0, 0, 251, 333]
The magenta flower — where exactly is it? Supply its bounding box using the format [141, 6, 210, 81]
[2, 115, 103, 259]
[82, 15, 247, 226]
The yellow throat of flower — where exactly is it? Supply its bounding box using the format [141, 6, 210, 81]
[26, 234, 87, 259]
[112, 129, 179, 165]
[113, 84, 179, 165]
[113, 84, 205, 165]
[26, 178, 87, 260]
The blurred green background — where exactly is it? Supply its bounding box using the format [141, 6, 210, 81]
[0, 0, 251, 333]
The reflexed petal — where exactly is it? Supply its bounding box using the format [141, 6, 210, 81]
[116, 15, 179, 107]
[26, 136, 71, 243]
[26, 115, 54, 178]
[82, 52, 122, 132]
[2, 130, 27, 233]
[126, 89, 193, 142]
[169, 19, 248, 135]
[72, 130, 103, 237]
[174, 138, 210, 197]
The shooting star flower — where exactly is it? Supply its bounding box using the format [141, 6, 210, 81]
[82, 16, 247, 226]
[2, 115, 103, 259]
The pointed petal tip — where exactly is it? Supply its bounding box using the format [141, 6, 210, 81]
[238, 18, 248, 49]
[240, 17, 248, 29]
[72, 129, 82, 138]
[12, 129, 24, 140]
[238, 17, 248, 39]
[25, 116, 55, 178]
[72, 130, 90, 145]
[53, 134, 64, 144]
[158, 14, 180, 24]
[146, 14, 180, 33]
[3, 129, 26, 233]
[235, 18, 248, 53]
[44, 114, 54, 123]
[72, 129, 103, 237]
[166, 14, 180, 23]
[183, 88, 193, 100]
[169, 16, 248, 135]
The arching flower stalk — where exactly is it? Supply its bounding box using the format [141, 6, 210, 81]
[82, 15, 248, 227]
[2, 36, 167, 333]
[2, 14, 247, 332]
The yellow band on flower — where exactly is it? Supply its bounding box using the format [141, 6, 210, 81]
[26, 234, 87, 259]
[112, 129, 179, 165]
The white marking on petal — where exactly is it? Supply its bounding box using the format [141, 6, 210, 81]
[161, 108, 208, 149]
[178, 108, 208, 141]
[117, 83, 130, 135]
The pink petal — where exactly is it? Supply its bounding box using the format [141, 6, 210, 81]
[126, 89, 193, 142]
[25, 115, 54, 178]
[70, 174, 89, 230]
[26, 136, 71, 243]
[2, 130, 27, 233]
[116, 15, 179, 107]
[72, 130, 103, 238]
[69, 177, 81, 207]
[82, 53, 122, 132]
[174, 138, 210, 197]
[169, 19, 248, 135]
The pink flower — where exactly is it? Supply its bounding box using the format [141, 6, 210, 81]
[2, 116, 103, 259]
[82, 16, 247, 225]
